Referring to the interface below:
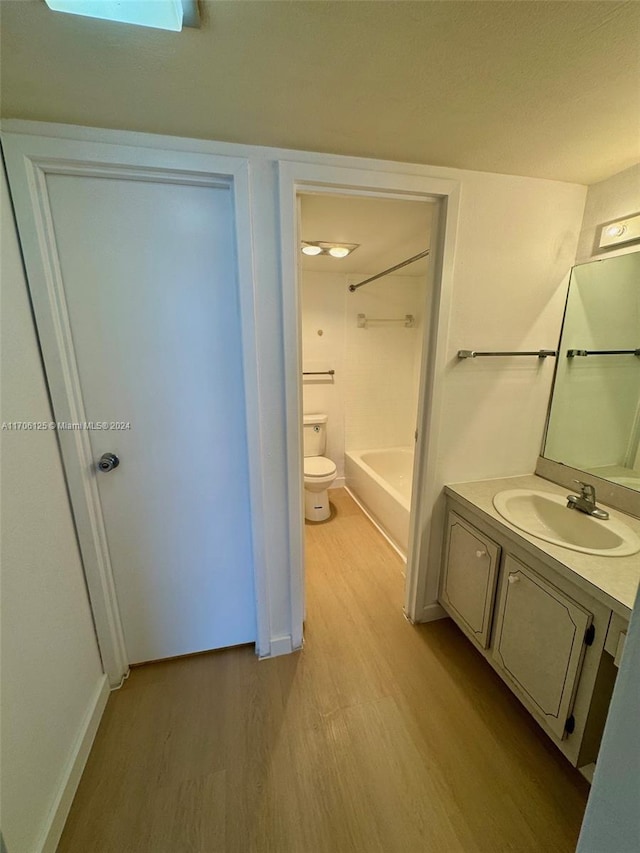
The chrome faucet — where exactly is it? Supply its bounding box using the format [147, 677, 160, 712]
[567, 481, 609, 520]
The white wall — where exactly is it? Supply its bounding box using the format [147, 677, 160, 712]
[301, 270, 425, 481]
[0, 164, 106, 852]
[575, 162, 640, 263]
[435, 174, 585, 486]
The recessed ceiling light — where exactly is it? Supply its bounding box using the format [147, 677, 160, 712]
[605, 224, 626, 238]
[328, 246, 350, 258]
[301, 244, 323, 256]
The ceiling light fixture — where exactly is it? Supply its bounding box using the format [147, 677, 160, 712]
[301, 242, 359, 258]
[43, 0, 200, 31]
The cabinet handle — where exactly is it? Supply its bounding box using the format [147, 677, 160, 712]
[475, 549, 487, 558]
[508, 573, 520, 584]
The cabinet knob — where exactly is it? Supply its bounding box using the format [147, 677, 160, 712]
[475, 549, 487, 558]
[508, 573, 520, 584]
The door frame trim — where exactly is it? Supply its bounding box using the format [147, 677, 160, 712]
[2, 133, 270, 684]
[277, 161, 460, 643]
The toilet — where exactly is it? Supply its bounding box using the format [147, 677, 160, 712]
[303, 414, 337, 522]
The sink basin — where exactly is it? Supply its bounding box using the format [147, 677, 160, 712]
[493, 489, 640, 556]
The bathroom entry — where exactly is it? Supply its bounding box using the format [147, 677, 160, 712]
[298, 192, 434, 584]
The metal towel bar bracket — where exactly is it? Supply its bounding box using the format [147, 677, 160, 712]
[302, 370, 335, 376]
[457, 349, 557, 359]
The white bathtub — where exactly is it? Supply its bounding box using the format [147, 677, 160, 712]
[344, 447, 414, 556]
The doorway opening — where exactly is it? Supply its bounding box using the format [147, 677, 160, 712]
[297, 190, 436, 617]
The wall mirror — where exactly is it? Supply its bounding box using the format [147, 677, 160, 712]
[543, 252, 640, 493]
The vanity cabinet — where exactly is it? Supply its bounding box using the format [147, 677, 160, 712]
[439, 497, 615, 771]
[492, 555, 592, 740]
[440, 512, 501, 648]
[604, 611, 628, 667]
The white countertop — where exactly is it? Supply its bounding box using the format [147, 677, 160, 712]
[444, 474, 640, 619]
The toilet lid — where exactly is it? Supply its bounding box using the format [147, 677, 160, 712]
[304, 456, 336, 477]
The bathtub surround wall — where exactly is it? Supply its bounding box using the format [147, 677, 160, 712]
[301, 271, 425, 483]
[344, 275, 426, 452]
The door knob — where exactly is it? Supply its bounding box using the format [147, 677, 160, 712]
[475, 549, 487, 558]
[508, 573, 520, 584]
[97, 452, 120, 473]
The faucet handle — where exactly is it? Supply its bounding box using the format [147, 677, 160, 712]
[573, 479, 595, 499]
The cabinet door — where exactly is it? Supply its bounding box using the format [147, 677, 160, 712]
[441, 512, 501, 648]
[492, 555, 592, 739]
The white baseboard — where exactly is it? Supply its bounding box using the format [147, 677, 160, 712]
[260, 634, 296, 659]
[38, 674, 109, 853]
[330, 477, 345, 490]
[418, 602, 448, 623]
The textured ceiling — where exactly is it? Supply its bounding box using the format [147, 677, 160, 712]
[1, 1, 639, 184]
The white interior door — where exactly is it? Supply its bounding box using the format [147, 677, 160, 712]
[38, 172, 256, 664]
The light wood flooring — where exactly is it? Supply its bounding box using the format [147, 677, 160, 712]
[57, 489, 588, 852]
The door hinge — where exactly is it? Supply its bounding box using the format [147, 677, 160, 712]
[565, 714, 576, 735]
[584, 624, 595, 646]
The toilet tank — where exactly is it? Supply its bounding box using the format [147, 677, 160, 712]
[303, 413, 327, 457]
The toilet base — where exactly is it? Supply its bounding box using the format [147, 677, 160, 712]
[304, 487, 331, 522]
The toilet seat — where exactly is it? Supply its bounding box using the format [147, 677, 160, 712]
[304, 456, 337, 478]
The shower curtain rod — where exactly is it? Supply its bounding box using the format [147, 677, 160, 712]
[348, 249, 430, 292]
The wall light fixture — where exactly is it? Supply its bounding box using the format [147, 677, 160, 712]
[598, 212, 640, 250]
